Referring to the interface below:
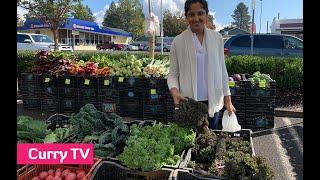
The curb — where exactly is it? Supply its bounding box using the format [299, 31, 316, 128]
[275, 109, 303, 118]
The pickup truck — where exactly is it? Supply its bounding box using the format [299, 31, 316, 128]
[96, 41, 125, 51]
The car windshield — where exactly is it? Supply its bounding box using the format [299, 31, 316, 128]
[31, 35, 54, 43]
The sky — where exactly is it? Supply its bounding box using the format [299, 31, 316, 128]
[18, 0, 303, 33]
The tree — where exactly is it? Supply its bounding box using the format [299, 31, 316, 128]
[71, 2, 95, 21]
[231, 2, 251, 31]
[163, 11, 187, 37]
[20, 0, 80, 51]
[103, 0, 145, 39]
[206, 14, 216, 30]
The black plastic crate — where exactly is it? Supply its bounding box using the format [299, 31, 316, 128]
[115, 77, 144, 89]
[20, 73, 42, 84]
[119, 89, 143, 104]
[40, 74, 56, 87]
[172, 169, 222, 180]
[41, 98, 60, 112]
[41, 86, 58, 97]
[56, 75, 77, 87]
[98, 88, 119, 100]
[118, 102, 142, 118]
[78, 88, 98, 98]
[143, 104, 166, 120]
[143, 90, 167, 105]
[143, 78, 168, 90]
[23, 98, 41, 110]
[20, 84, 42, 96]
[245, 113, 274, 129]
[91, 161, 174, 180]
[98, 76, 115, 89]
[77, 76, 98, 88]
[60, 98, 78, 113]
[98, 101, 118, 113]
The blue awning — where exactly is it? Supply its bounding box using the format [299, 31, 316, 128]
[17, 18, 132, 37]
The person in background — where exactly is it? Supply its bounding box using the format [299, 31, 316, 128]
[167, 0, 236, 129]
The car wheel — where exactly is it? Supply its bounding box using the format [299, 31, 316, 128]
[97, 47, 101, 51]
[164, 48, 168, 52]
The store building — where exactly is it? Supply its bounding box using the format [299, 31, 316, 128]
[17, 18, 133, 50]
[270, 18, 303, 39]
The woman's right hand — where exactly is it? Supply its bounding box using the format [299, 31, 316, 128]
[170, 88, 187, 105]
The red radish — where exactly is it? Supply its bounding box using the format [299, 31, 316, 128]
[48, 169, 55, 175]
[55, 171, 61, 177]
[76, 172, 86, 180]
[76, 169, 85, 174]
[45, 175, 54, 180]
[62, 169, 71, 178]
[56, 167, 63, 172]
[32, 177, 40, 180]
[53, 177, 62, 180]
[39, 171, 49, 180]
[65, 172, 76, 180]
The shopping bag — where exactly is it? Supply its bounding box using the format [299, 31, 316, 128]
[222, 110, 241, 132]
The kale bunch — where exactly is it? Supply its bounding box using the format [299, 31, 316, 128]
[222, 151, 275, 180]
[173, 97, 209, 133]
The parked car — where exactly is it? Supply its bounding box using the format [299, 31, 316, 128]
[123, 43, 139, 51]
[129, 42, 146, 51]
[17, 32, 73, 52]
[96, 41, 125, 51]
[224, 34, 303, 57]
[145, 43, 171, 52]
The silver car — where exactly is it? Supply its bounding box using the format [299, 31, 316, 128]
[224, 34, 303, 57]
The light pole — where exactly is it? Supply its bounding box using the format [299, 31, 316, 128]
[259, 0, 262, 34]
[251, 0, 256, 56]
[161, 0, 163, 55]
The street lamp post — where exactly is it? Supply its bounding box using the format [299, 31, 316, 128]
[161, 0, 163, 55]
[251, 0, 256, 56]
[259, 0, 262, 34]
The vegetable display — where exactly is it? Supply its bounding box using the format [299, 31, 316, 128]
[117, 123, 196, 171]
[173, 98, 209, 134]
[69, 104, 129, 158]
[248, 71, 274, 87]
[17, 116, 48, 143]
[188, 131, 275, 179]
[31, 167, 88, 180]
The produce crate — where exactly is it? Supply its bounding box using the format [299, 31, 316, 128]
[118, 88, 143, 118]
[143, 104, 166, 121]
[77, 76, 98, 107]
[40, 98, 60, 112]
[143, 77, 168, 91]
[172, 169, 222, 180]
[229, 80, 246, 97]
[40, 74, 56, 88]
[97, 76, 115, 89]
[115, 77, 144, 90]
[179, 129, 255, 170]
[60, 98, 78, 113]
[245, 97, 275, 113]
[97, 77, 119, 113]
[244, 80, 276, 97]
[143, 89, 167, 104]
[23, 98, 41, 110]
[244, 113, 274, 131]
[97, 99, 119, 113]
[90, 161, 174, 180]
[57, 75, 78, 98]
[17, 158, 102, 180]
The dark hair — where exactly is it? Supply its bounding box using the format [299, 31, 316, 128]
[184, 0, 209, 17]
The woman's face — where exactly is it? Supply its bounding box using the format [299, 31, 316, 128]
[186, 2, 208, 33]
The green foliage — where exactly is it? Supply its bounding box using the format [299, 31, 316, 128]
[102, 0, 145, 38]
[163, 10, 187, 37]
[17, 116, 48, 143]
[225, 55, 303, 90]
[71, 2, 95, 21]
[117, 123, 196, 171]
[174, 98, 209, 134]
[231, 2, 251, 31]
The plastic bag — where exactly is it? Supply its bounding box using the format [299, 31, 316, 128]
[144, 13, 160, 37]
[222, 110, 241, 132]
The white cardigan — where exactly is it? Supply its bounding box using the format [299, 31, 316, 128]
[167, 26, 231, 117]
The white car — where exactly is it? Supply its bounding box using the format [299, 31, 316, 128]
[17, 32, 73, 52]
[124, 43, 139, 51]
[145, 43, 171, 52]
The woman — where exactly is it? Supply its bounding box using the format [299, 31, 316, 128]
[167, 0, 236, 130]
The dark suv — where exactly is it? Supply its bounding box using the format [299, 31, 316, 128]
[224, 34, 303, 57]
[96, 41, 124, 51]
